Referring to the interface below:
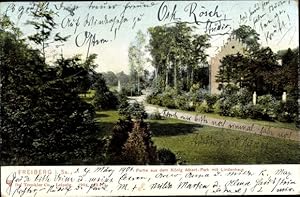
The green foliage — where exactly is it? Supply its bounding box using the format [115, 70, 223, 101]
[275, 99, 297, 123]
[213, 100, 221, 114]
[92, 73, 119, 110]
[175, 95, 193, 111]
[1, 30, 104, 165]
[118, 97, 148, 120]
[102, 71, 118, 86]
[252, 94, 278, 120]
[146, 92, 162, 106]
[159, 88, 177, 109]
[121, 121, 158, 165]
[106, 117, 133, 164]
[157, 148, 177, 164]
[232, 25, 260, 51]
[219, 87, 252, 117]
[148, 23, 210, 92]
[230, 104, 243, 117]
[26, 2, 69, 59]
[204, 94, 219, 111]
[195, 101, 209, 113]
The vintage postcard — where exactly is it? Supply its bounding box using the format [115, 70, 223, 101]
[0, 0, 299, 196]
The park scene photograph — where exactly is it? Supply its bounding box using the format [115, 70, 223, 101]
[0, 1, 299, 165]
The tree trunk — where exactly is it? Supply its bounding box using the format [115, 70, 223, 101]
[137, 72, 140, 95]
[191, 67, 194, 88]
[174, 59, 177, 89]
[165, 68, 168, 89]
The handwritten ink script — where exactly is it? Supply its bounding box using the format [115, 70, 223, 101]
[2, 1, 297, 57]
[1, 165, 299, 196]
[160, 109, 299, 141]
[157, 1, 232, 36]
[238, 0, 294, 44]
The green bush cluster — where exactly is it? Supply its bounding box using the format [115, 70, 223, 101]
[146, 85, 297, 123]
[146, 87, 217, 112]
[219, 87, 297, 122]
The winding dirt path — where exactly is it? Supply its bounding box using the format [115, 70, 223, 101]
[129, 95, 300, 142]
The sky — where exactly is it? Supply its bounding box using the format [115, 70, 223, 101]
[0, 1, 299, 74]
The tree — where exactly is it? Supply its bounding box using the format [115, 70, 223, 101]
[217, 47, 280, 95]
[188, 34, 210, 89]
[121, 121, 157, 165]
[102, 71, 118, 87]
[0, 14, 23, 38]
[148, 23, 210, 92]
[0, 28, 104, 165]
[107, 101, 157, 164]
[232, 25, 260, 52]
[128, 30, 147, 95]
[26, 2, 69, 60]
[249, 47, 280, 94]
[216, 53, 251, 88]
[272, 48, 298, 97]
[92, 73, 119, 110]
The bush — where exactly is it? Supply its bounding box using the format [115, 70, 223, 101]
[195, 100, 209, 113]
[146, 93, 162, 106]
[126, 102, 148, 120]
[256, 94, 277, 120]
[244, 95, 278, 121]
[93, 91, 119, 110]
[219, 87, 252, 117]
[204, 94, 218, 112]
[157, 148, 177, 164]
[230, 104, 243, 117]
[121, 121, 158, 165]
[213, 100, 221, 114]
[93, 74, 119, 110]
[275, 99, 298, 122]
[219, 98, 233, 116]
[160, 87, 177, 108]
[175, 95, 192, 111]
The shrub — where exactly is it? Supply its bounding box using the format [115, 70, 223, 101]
[146, 93, 162, 106]
[219, 98, 233, 116]
[275, 99, 298, 122]
[240, 103, 254, 119]
[126, 102, 148, 120]
[107, 117, 133, 164]
[175, 95, 192, 111]
[93, 91, 119, 110]
[219, 87, 252, 117]
[213, 100, 221, 114]
[230, 104, 243, 117]
[195, 100, 209, 113]
[204, 94, 218, 112]
[121, 121, 158, 165]
[157, 148, 177, 164]
[256, 94, 277, 120]
[161, 94, 176, 108]
[245, 95, 278, 121]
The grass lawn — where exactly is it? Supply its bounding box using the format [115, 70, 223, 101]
[149, 118, 300, 164]
[95, 110, 119, 136]
[95, 110, 300, 164]
[145, 103, 298, 130]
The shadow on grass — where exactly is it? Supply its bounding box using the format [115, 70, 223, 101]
[149, 122, 203, 136]
[95, 113, 110, 118]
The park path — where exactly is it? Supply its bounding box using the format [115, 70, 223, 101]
[128, 94, 300, 142]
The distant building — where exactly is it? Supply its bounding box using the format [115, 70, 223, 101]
[209, 35, 246, 94]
